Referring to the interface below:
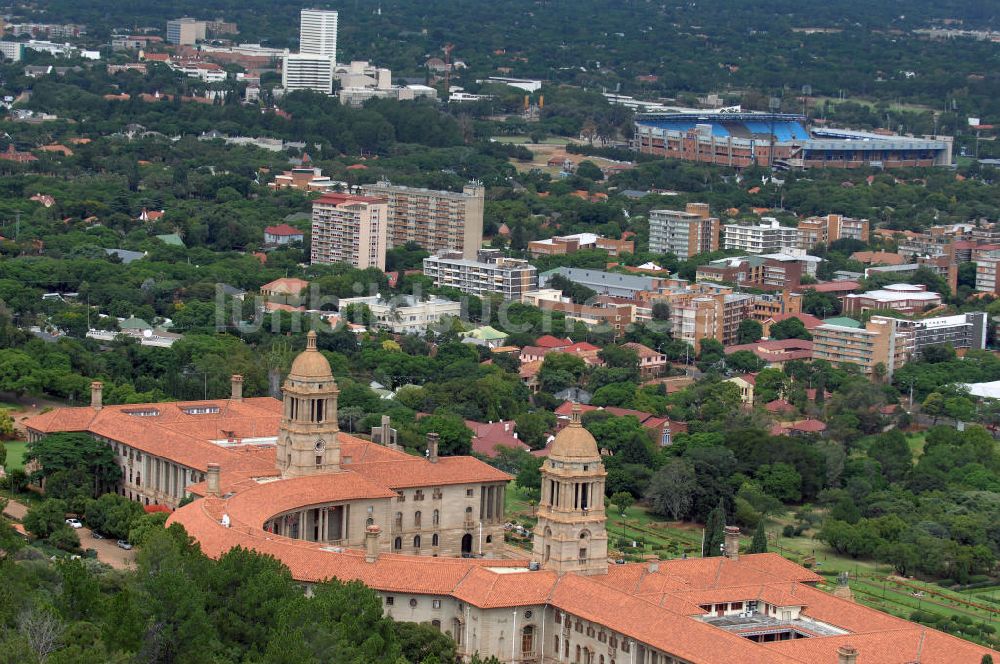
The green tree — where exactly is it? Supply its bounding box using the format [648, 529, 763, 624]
[756, 463, 802, 502]
[392, 621, 456, 664]
[921, 392, 945, 424]
[749, 522, 768, 554]
[703, 499, 726, 557]
[514, 411, 556, 450]
[867, 431, 912, 484]
[645, 458, 696, 520]
[575, 160, 604, 180]
[415, 411, 473, 456]
[610, 491, 634, 516]
[23, 499, 69, 539]
[26, 432, 121, 495]
[736, 319, 763, 344]
[0, 409, 14, 439]
[769, 317, 813, 341]
[84, 494, 145, 540]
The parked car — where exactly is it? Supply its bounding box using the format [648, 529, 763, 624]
[65, 518, 83, 529]
[116, 540, 133, 550]
[91, 531, 104, 539]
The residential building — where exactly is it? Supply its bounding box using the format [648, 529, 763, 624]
[976, 249, 1000, 294]
[282, 53, 335, 94]
[648, 202, 720, 258]
[725, 339, 814, 368]
[260, 277, 310, 307]
[622, 342, 667, 378]
[812, 317, 911, 378]
[536, 300, 635, 336]
[671, 292, 754, 351]
[528, 233, 634, 258]
[850, 251, 906, 266]
[423, 250, 537, 300]
[166, 18, 206, 45]
[0, 41, 24, 61]
[723, 218, 799, 254]
[882, 312, 988, 356]
[465, 419, 530, 458]
[750, 292, 803, 322]
[841, 283, 943, 316]
[726, 374, 756, 405]
[298, 8, 338, 59]
[337, 294, 461, 335]
[539, 267, 663, 300]
[310, 192, 389, 270]
[31, 337, 996, 663]
[797, 214, 869, 249]
[264, 224, 305, 245]
[697, 253, 818, 291]
[359, 181, 484, 259]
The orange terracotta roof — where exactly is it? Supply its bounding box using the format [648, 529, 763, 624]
[767, 626, 996, 663]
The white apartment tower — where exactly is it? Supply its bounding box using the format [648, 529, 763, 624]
[299, 9, 338, 59]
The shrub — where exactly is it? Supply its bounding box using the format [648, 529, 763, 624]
[47, 525, 80, 551]
[782, 525, 795, 537]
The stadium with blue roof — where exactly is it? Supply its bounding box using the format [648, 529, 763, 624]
[633, 111, 952, 170]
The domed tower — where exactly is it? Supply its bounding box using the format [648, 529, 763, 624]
[276, 331, 341, 477]
[532, 404, 608, 576]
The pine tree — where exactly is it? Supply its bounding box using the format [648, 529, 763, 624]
[749, 522, 768, 554]
[703, 498, 727, 557]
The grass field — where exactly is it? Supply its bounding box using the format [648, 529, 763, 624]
[3, 440, 26, 471]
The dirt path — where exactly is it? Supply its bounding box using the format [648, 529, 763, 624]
[0, 391, 70, 437]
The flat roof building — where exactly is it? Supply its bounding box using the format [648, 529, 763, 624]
[423, 250, 537, 300]
[359, 181, 484, 260]
[841, 283, 942, 316]
[648, 203, 720, 258]
[812, 317, 911, 378]
[310, 192, 388, 270]
[723, 218, 800, 254]
[166, 18, 206, 45]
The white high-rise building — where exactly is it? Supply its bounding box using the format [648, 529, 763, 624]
[283, 9, 338, 95]
[299, 9, 338, 59]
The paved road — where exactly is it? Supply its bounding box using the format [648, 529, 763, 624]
[3, 498, 135, 569]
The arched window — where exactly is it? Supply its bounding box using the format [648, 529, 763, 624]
[393, 537, 402, 550]
[521, 625, 535, 655]
[394, 512, 403, 529]
[431, 619, 441, 631]
[414, 511, 422, 527]
[486, 535, 492, 544]
[413, 535, 421, 549]
[366, 516, 374, 526]
[432, 533, 439, 547]
[432, 509, 440, 525]
[575, 644, 581, 663]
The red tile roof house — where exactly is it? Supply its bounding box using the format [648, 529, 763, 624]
[725, 339, 814, 368]
[554, 401, 687, 447]
[465, 420, 531, 458]
[622, 342, 667, 378]
[260, 277, 310, 307]
[264, 223, 305, 245]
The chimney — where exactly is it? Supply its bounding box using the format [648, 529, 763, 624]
[836, 645, 858, 664]
[230, 374, 243, 401]
[724, 525, 740, 560]
[426, 432, 439, 463]
[365, 524, 381, 563]
[206, 463, 220, 497]
[90, 381, 103, 410]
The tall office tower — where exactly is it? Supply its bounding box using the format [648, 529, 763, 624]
[299, 8, 338, 60]
[283, 53, 336, 94]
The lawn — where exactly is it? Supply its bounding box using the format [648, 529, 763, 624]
[3, 440, 26, 471]
[906, 432, 927, 459]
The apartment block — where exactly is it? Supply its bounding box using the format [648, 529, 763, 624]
[976, 250, 1000, 294]
[166, 18, 206, 45]
[886, 312, 988, 356]
[648, 202, 720, 258]
[423, 250, 537, 300]
[723, 218, 799, 254]
[797, 213, 870, 249]
[696, 252, 818, 291]
[812, 318, 911, 379]
[359, 181, 484, 259]
[670, 292, 754, 351]
[310, 193, 388, 270]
